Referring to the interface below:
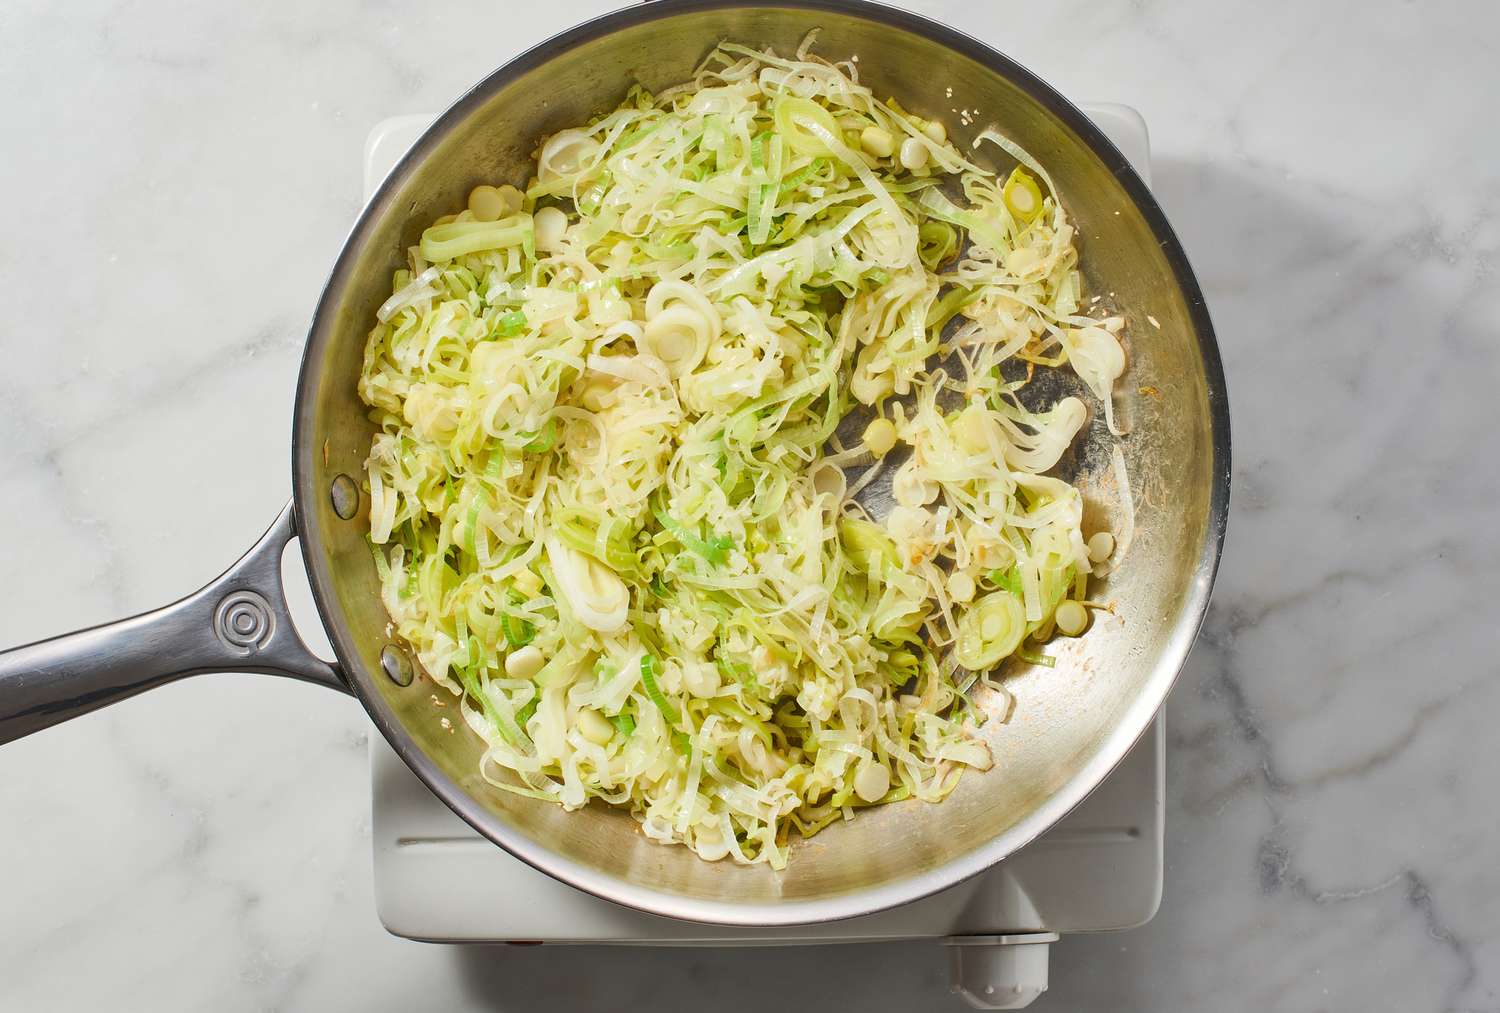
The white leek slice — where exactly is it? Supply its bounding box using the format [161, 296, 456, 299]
[955, 592, 1026, 670]
[1064, 327, 1127, 435]
[545, 537, 629, 634]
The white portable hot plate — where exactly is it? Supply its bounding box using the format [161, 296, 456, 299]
[357, 103, 1163, 1010]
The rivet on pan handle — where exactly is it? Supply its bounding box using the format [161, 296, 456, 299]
[0, 502, 349, 746]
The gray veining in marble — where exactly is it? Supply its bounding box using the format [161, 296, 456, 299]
[2, 0, 1497, 1010]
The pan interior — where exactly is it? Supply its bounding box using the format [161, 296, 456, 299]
[295, 1, 1225, 923]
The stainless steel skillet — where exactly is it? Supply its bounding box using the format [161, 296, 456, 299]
[0, 0, 1229, 926]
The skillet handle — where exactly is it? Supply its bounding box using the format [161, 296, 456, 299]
[0, 502, 348, 745]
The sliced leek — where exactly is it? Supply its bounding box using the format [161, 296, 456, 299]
[359, 36, 1133, 870]
[955, 592, 1027, 670]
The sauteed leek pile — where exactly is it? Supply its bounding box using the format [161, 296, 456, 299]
[358, 38, 1127, 867]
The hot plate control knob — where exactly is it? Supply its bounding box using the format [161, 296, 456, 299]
[944, 933, 1059, 1010]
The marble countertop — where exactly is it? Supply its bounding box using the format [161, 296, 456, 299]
[2, 1, 1496, 1010]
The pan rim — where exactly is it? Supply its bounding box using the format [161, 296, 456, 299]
[293, 0, 1230, 927]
